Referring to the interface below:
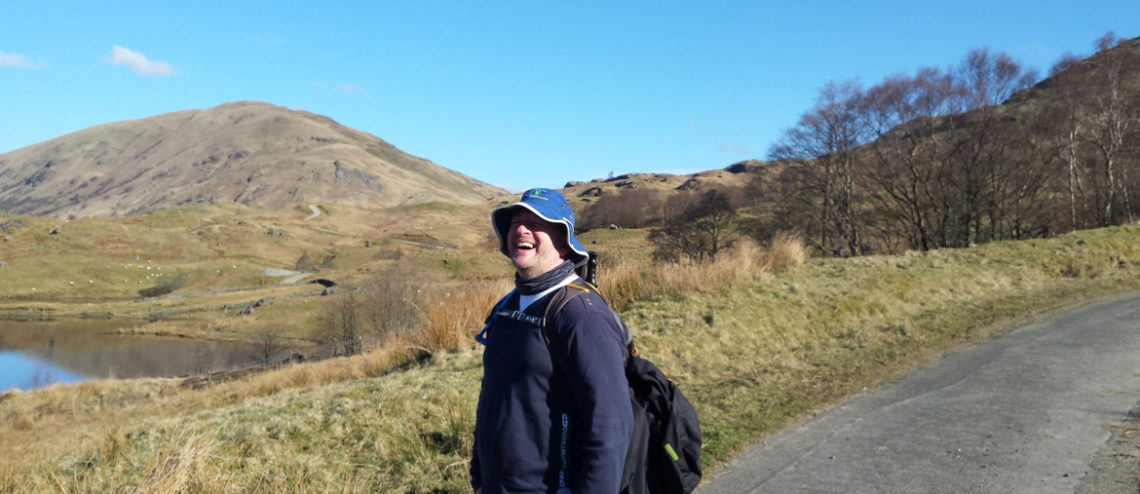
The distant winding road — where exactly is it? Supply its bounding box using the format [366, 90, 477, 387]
[698, 293, 1140, 494]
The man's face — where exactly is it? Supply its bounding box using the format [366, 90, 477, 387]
[507, 209, 569, 279]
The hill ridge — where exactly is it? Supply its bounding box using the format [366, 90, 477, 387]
[0, 101, 505, 218]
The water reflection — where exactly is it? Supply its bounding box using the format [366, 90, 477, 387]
[0, 352, 85, 391]
[0, 319, 271, 391]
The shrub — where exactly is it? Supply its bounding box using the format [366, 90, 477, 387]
[578, 188, 664, 231]
[649, 189, 738, 263]
[764, 231, 809, 273]
[313, 289, 363, 356]
[137, 273, 189, 298]
[360, 266, 420, 339]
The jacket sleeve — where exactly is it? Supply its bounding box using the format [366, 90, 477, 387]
[549, 293, 633, 493]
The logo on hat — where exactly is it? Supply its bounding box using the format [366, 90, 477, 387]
[525, 189, 549, 201]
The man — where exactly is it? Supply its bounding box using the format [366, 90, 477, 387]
[471, 188, 633, 494]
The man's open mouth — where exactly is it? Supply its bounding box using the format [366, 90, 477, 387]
[516, 242, 535, 250]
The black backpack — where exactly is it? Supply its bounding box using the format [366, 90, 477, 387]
[535, 281, 703, 494]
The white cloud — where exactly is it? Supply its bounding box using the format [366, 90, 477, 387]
[102, 45, 176, 76]
[0, 51, 45, 68]
[719, 140, 750, 154]
[493, 183, 524, 193]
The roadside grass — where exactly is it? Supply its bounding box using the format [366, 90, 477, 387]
[1, 224, 1138, 492]
[600, 237, 779, 312]
[626, 225, 1140, 463]
[0, 337, 466, 492]
[0, 354, 484, 493]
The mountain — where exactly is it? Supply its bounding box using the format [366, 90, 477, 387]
[0, 101, 505, 218]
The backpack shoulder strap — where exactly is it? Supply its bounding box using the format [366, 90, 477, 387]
[538, 281, 594, 345]
[476, 282, 593, 345]
[474, 289, 516, 345]
[541, 280, 635, 357]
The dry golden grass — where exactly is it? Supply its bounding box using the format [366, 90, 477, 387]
[415, 280, 512, 353]
[625, 225, 1140, 463]
[0, 348, 486, 492]
[0, 340, 429, 485]
[602, 236, 777, 311]
[2, 224, 1140, 492]
[763, 230, 809, 273]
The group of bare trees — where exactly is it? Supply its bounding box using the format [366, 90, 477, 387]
[767, 80, 869, 256]
[578, 188, 664, 230]
[1050, 32, 1140, 229]
[758, 33, 1139, 255]
[312, 266, 420, 356]
[609, 34, 1137, 262]
[565, 35, 1136, 263]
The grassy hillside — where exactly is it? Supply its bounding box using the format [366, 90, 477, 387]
[0, 201, 501, 342]
[2, 221, 1138, 492]
[0, 101, 505, 219]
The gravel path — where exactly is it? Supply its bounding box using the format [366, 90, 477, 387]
[262, 268, 311, 284]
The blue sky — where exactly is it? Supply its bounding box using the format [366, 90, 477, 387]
[2, 1, 1136, 192]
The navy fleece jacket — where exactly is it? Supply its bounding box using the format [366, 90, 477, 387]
[471, 284, 633, 493]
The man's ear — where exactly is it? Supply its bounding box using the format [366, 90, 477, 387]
[552, 227, 572, 258]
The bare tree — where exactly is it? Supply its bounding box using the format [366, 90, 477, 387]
[360, 266, 420, 340]
[861, 68, 960, 251]
[956, 47, 1038, 108]
[944, 48, 1039, 245]
[767, 80, 869, 256]
[254, 329, 284, 363]
[1083, 32, 1139, 225]
[996, 117, 1058, 239]
[649, 189, 737, 263]
[1049, 52, 1084, 77]
[314, 288, 362, 356]
[1048, 52, 1090, 231]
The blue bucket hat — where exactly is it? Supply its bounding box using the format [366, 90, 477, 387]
[492, 188, 589, 267]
